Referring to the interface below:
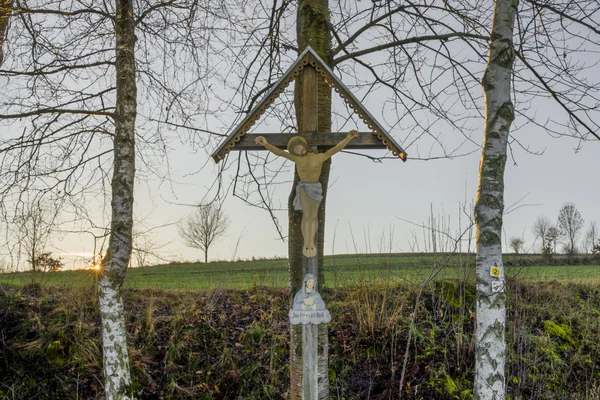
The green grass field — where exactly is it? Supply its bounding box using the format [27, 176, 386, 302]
[1, 253, 598, 290]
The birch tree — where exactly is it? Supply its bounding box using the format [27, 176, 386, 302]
[96, 0, 137, 397]
[473, 1, 517, 397]
[0, 1, 221, 398]
[474, 0, 600, 397]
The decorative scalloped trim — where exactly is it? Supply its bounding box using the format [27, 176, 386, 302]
[313, 55, 402, 157]
[215, 53, 404, 160]
[217, 59, 309, 160]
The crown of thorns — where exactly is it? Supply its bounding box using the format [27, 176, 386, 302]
[287, 136, 308, 153]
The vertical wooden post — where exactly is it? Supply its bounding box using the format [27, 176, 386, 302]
[294, 64, 327, 400]
[302, 66, 318, 134]
[302, 324, 318, 400]
[304, 65, 319, 400]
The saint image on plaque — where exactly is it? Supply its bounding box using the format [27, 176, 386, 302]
[292, 273, 326, 311]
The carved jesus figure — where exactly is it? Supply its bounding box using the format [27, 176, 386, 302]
[255, 130, 358, 257]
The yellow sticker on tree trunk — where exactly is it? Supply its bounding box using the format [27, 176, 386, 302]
[490, 266, 501, 277]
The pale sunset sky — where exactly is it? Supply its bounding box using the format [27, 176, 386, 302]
[2, 3, 598, 271]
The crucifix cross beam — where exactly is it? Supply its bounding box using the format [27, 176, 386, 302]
[232, 132, 393, 151]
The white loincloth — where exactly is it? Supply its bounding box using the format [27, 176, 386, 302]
[293, 181, 323, 211]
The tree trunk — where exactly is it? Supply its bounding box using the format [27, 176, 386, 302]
[204, 247, 208, 264]
[474, 0, 516, 399]
[0, 0, 12, 66]
[31, 241, 36, 272]
[289, 0, 331, 293]
[98, 0, 137, 399]
[289, 1, 331, 399]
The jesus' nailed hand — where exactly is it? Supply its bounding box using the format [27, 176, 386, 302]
[255, 130, 358, 258]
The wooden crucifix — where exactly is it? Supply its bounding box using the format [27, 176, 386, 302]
[211, 47, 407, 257]
[254, 131, 358, 257]
[211, 46, 407, 399]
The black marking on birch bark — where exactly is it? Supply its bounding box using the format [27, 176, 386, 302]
[481, 155, 508, 183]
[486, 372, 504, 385]
[476, 346, 493, 361]
[481, 70, 495, 91]
[490, 32, 502, 41]
[493, 39, 515, 68]
[476, 193, 503, 211]
[478, 229, 502, 246]
[478, 319, 505, 340]
[497, 102, 515, 122]
[490, 293, 507, 308]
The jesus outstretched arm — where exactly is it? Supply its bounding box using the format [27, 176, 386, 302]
[254, 136, 296, 161]
[321, 130, 358, 160]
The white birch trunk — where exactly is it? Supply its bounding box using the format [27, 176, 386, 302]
[474, 0, 517, 399]
[98, 0, 137, 399]
[0, 0, 12, 67]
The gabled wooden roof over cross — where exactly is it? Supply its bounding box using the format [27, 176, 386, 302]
[211, 46, 407, 163]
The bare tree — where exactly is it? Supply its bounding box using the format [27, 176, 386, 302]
[584, 221, 598, 254]
[13, 201, 54, 272]
[532, 216, 551, 252]
[178, 204, 230, 264]
[557, 203, 584, 257]
[474, 0, 600, 391]
[132, 227, 169, 268]
[593, 238, 600, 256]
[95, 2, 138, 398]
[546, 226, 559, 261]
[532, 215, 553, 262]
[32, 252, 64, 272]
[509, 237, 524, 254]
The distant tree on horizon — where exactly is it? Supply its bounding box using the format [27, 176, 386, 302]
[178, 204, 230, 264]
[532, 216, 552, 261]
[13, 201, 55, 272]
[509, 237, 525, 254]
[584, 221, 598, 254]
[32, 252, 64, 272]
[592, 239, 600, 257]
[546, 226, 560, 259]
[557, 203, 584, 258]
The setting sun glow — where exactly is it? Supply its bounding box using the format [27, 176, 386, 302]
[89, 253, 104, 271]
